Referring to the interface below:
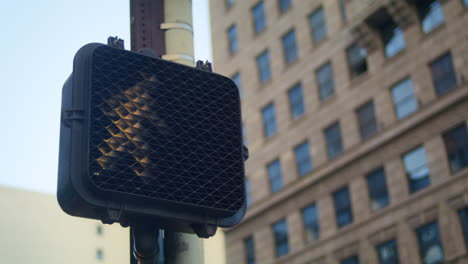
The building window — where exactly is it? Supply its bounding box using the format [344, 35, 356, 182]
[415, 0, 445, 33]
[341, 255, 359, 264]
[333, 186, 353, 228]
[252, 1, 266, 33]
[458, 207, 468, 249]
[346, 43, 368, 78]
[430, 52, 457, 95]
[339, 0, 348, 23]
[464, 0, 468, 7]
[96, 248, 104, 261]
[403, 146, 430, 193]
[96, 225, 103, 235]
[282, 29, 298, 64]
[302, 203, 320, 242]
[391, 78, 418, 119]
[288, 83, 305, 119]
[366, 167, 390, 211]
[279, 0, 291, 13]
[245, 179, 252, 208]
[309, 7, 328, 44]
[267, 159, 283, 193]
[316, 62, 335, 101]
[382, 22, 405, 58]
[228, 25, 238, 54]
[256, 50, 272, 83]
[294, 142, 313, 177]
[273, 219, 289, 257]
[262, 103, 277, 138]
[232, 72, 242, 99]
[443, 124, 468, 173]
[356, 101, 378, 140]
[325, 122, 344, 160]
[244, 236, 256, 264]
[416, 222, 444, 264]
[368, 9, 405, 58]
[377, 240, 399, 264]
[226, 0, 235, 9]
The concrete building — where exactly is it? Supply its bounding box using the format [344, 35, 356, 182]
[0, 186, 129, 264]
[0, 185, 226, 264]
[210, 0, 468, 263]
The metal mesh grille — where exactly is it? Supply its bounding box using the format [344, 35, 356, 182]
[88, 46, 244, 213]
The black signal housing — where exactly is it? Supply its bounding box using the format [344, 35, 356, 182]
[57, 43, 247, 236]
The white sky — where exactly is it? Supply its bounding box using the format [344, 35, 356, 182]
[0, 0, 212, 194]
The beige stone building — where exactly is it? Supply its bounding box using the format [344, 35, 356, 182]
[210, 0, 468, 263]
[0, 186, 129, 264]
[0, 186, 226, 264]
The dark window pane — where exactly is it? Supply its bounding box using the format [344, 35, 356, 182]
[403, 146, 431, 193]
[377, 240, 399, 264]
[302, 204, 320, 242]
[96, 249, 104, 260]
[366, 168, 390, 211]
[288, 83, 305, 119]
[391, 78, 418, 119]
[273, 219, 289, 257]
[416, 222, 444, 264]
[415, 0, 445, 33]
[226, 0, 235, 8]
[458, 207, 468, 249]
[245, 179, 252, 208]
[294, 142, 313, 176]
[347, 43, 368, 77]
[333, 186, 353, 228]
[316, 62, 335, 100]
[309, 7, 328, 44]
[252, 2, 266, 33]
[431, 53, 457, 95]
[256, 50, 272, 83]
[325, 122, 343, 159]
[262, 103, 277, 137]
[232, 72, 242, 99]
[339, 0, 348, 23]
[268, 159, 283, 193]
[228, 25, 238, 54]
[383, 25, 405, 58]
[356, 101, 378, 140]
[341, 255, 359, 264]
[96, 225, 103, 235]
[279, 0, 291, 12]
[244, 236, 256, 264]
[282, 29, 298, 64]
[443, 124, 468, 173]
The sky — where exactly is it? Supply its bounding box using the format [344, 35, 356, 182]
[0, 0, 212, 194]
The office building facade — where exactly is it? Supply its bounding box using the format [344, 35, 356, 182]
[210, 0, 468, 263]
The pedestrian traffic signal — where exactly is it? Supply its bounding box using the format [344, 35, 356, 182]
[57, 43, 247, 237]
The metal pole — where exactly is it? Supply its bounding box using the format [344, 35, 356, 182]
[129, 0, 202, 263]
[160, 0, 204, 263]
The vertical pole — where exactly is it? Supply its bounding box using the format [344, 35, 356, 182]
[161, 0, 194, 67]
[130, 0, 202, 263]
[160, 1, 203, 264]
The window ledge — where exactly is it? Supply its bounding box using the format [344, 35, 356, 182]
[288, 113, 307, 129]
[382, 48, 407, 67]
[419, 22, 446, 42]
[318, 93, 338, 109]
[348, 71, 371, 89]
[282, 57, 300, 73]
